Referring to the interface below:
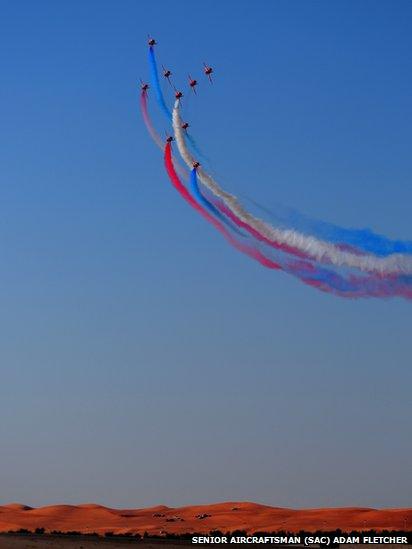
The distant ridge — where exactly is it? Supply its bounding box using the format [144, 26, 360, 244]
[0, 501, 410, 535]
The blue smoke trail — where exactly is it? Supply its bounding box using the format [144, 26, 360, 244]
[295, 216, 412, 256]
[190, 169, 245, 236]
[150, 48, 412, 274]
[148, 46, 207, 161]
[148, 46, 172, 119]
[262, 244, 412, 299]
[243, 198, 412, 257]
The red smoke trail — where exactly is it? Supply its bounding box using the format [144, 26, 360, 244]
[165, 144, 412, 299]
[140, 90, 163, 148]
[164, 143, 281, 271]
[207, 194, 309, 260]
[140, 90, 187, 179]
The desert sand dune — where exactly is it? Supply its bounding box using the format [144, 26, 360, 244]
[0, 502, 410, 535]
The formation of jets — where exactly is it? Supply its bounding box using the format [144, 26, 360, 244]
[143, 37, 212, 166]
[142, 36, 214, 100]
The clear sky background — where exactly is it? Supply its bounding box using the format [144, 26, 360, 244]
[0, 0, 411, 509]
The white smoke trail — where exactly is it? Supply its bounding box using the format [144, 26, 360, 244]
[172, 100, 412, 275]
[140, 91, 188, 180]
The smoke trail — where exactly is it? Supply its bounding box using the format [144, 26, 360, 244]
[164, 143, 282, 270]
[172, 100, 412, 276]
[141, 88, 238, 235]
[141, 88, 239, 236]
[148, 46, 172, 119]
[201, 186, 309, 259]
[148, 46, 206, 160]
[140, 89, 187, 180]
[189, 169, 246, 236]
[141, 80, 245, 237]
[142, 52, 412, 297]
[284, 259, 412, 299]
[140, 89, 164, 148]
[166, 145, 412, 299]
[242, 198, 412, 257]
[202, 173, 412, 259]
[141, 88, 244, 237]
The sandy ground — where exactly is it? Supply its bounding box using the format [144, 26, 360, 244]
[0, 502, 411, 535]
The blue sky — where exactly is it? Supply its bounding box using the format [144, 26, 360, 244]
[0, 0, 411, 508]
